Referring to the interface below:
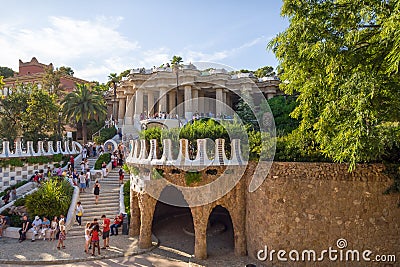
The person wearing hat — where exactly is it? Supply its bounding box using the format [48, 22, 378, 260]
[31, 216, 42, 242]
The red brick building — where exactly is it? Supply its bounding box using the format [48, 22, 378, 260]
[2, 57, 89, 96]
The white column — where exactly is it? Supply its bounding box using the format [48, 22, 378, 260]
[215, 88, 223, 116]
[184, 85, 192, 119]
[192, 89, 199, 114]
[118, 97, 126, 125]
[198, 91, 205, 115]
[158, 87, 167, 113]
[134, 89, 143, 125]
[222, 90, 227, 114]
[168, 91, 176, 114]
[125, 94, 134, 125]
[147, 91, 154, 116]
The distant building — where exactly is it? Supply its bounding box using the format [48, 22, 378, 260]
[1, 57, 89, 96]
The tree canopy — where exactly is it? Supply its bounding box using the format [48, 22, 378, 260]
[269, 0, 400, 168]
[0, 66, 14, 78]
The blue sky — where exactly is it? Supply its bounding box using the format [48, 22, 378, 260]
[0, 0, 288, 83]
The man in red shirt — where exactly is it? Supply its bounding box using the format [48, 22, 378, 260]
[101, 215, 111, 249]
[110, 213, 123, 236]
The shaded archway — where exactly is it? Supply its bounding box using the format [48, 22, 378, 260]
[151, 186, 195, 256]
[206, 205, 234, 257]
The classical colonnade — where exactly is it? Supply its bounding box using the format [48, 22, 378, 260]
[109, 65, 281, 131]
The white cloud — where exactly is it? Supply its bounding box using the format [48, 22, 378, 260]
[0, 15, 269, 83]
[0, 16, 139, 82]
[181, 36, 266, 63]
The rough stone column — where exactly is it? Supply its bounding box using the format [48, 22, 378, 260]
[215, 88, 223, 116]
[134, 89, 143, 124]
[184, 85, 192, 119]
[147, 91, 154, 116]
[168, 90, 176, 114]
[158, 87, 167, 113]
[130, 190, 141, 237]
[191, 205, 211, 259]
[228, 180, 247, 256]
[118, 97, 126, 124]
[138, 193, 157, 249]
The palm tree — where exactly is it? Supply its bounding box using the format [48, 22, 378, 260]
[62, 83, 107, 144]
[171, 56, 183, 116]
[107, 73, 120, 120]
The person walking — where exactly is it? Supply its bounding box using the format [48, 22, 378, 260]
[76, 201, 84, 226]
[85, 169, 91, 189]
[101, 162, 107, 178]
[118, 168, 124, 185]
[93, 180, 100, 204]
[79, 172, 86, 193]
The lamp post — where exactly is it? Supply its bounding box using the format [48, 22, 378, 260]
[58, 111, 62, 141]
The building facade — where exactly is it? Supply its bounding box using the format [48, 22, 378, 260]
[2, 57, 89, 96]
[112, 64, 282, 135]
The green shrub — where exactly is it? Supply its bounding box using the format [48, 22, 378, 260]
[52, 153, 63, 162]
[94, 153, 111, 170]
[25, 178, 73, 219]
[13, 196, 26, 207]
[185, 170, 201, 185]
[93, 127, 117, 144]
[0, 158, 24, 167]
[123, 180, 130, 217]
[26, 156, 52, 164]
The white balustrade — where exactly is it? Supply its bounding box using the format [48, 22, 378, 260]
[0, 140, 82, 159]
[37, 141, 45, 156]
[213, 139, 228, 166]
[229, 139, 246, 165]
[174, 139, 191, 166]
[193, 139, 212, 166]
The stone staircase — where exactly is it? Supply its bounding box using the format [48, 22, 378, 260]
[67, 162, 122, 239]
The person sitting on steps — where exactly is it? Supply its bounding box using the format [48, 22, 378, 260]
[110, 213, 123, 236]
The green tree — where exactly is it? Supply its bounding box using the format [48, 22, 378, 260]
[254, 66, 275, 78]
[268, 0, 400, 168]
[235, 89, 258, 130]
[41, 66, 63, 98]
[21, 88, 60, 143]
[0, 85, 29, 141]
[62, 83, 107, 144]
[263, 95, 298, 136]
[170, 55, 183, 67]
[58, 66, 74, 76]
[0, 67, 14, 78]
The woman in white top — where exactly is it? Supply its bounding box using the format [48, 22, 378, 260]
[49, 216, 58, 241]
[84, 222, 91, 253]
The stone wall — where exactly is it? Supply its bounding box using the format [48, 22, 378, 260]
[0, 162, 55, 191]
[246, 162, 400, 266]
